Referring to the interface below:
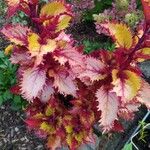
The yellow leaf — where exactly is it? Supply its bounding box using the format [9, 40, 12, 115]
[66, 134, 73, 146]
[27, 33, 56, 56]
[4, 44, 13, 55]
[28, 33, 40, 53]
[40, 39, 56, 54]
[40, 1, 67, 17]
[125, 70, 141, 98]
[65, 126, 73, 134]
[33, 113, 44, 119]
[56, 15, 72, 32]
[139, 47, 150, 54]
[137, 48, 150, 62]
[112, 69, 119, 82]
[45, 106, 54, 117]
[75, 132, 84, 142]
[40, 122, 55, 133]
[102, 23, 133, 49]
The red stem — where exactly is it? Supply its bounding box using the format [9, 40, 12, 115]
[120, 23, 149, 71]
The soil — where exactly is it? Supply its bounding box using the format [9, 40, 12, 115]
[0, 103, 46, 150]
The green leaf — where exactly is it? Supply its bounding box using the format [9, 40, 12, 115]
[13, 95, 22, 104]
[122, 143, 132, 150]
[3, 90, 13, 100]
[0, 96, 4, 106]
[0, 51, 5, 58]
[83, 0, 113, 21]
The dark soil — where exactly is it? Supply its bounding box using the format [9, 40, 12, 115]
[68, 21, 108, 44]
[0, 103, 46, 150]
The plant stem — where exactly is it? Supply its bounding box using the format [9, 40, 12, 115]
[121, 24, 149, 70]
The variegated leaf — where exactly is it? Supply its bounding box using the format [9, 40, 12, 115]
[53, 71, 77, 97]
[27, 32, 56, 65]
[141, 0, 150, 22]
[101, 22, 133, 49]
[6, 0, 20, 17]
[10, 47, 32, 65]
[21, 67, 46, 101]
[40, 1, 67, 17]
[112, 69, 141, 102]
[56, 14, 72, 32]
[135, 48, 150, 62]
[1, 24, 30, 45]
[54, 45, 85, 69]
[27, 33, 56, 56]
[39, 81, 54, 103]
[137, 80, 150, 108]
[79, 57, 105, 83]
[96, 86, 119, 131]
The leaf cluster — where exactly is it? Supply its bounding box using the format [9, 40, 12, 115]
[83, 39, 115, 53]
[0, 51, 27, 110]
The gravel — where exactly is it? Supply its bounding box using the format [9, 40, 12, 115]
[0, 104, 46, 150]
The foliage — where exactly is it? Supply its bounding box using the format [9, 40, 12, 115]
[83, 0, 113, 22]
[138, 121, 149, 142]
[122, 143, 133, 150]
[123, 119, 150, 150]
[0, 51, 27, 110]
[83, 39, 115, 53]
[11, 11, 28, 25]
[94, 0, 144, 35]
[1, 0, 150, 149]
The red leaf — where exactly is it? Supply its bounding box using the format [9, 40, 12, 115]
[25, 118, 41, 128]
[141, 0, 150, 23]
[1, 24, 30, 45]
[5, 0, 20, 18]
[10, 85, 20, 95]
[111, 120, 124, 132]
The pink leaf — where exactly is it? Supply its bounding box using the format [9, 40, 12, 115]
[6, 0, 20, 17]
[54, 71, 77, 97]
[54, 45, 85, 73]
[39, 81, 54, 103]
[118, 102, 140, 120]
[10, 46, 32, 65]
[96, 86, 119, 131]
[21, 67, 46, 101]
[137, 80, 150, 109]
[79, 57, 105, 83]
[1, 24, 30, 45]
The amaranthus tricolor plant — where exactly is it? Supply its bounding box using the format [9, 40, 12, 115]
[1, 0, 150, 149]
